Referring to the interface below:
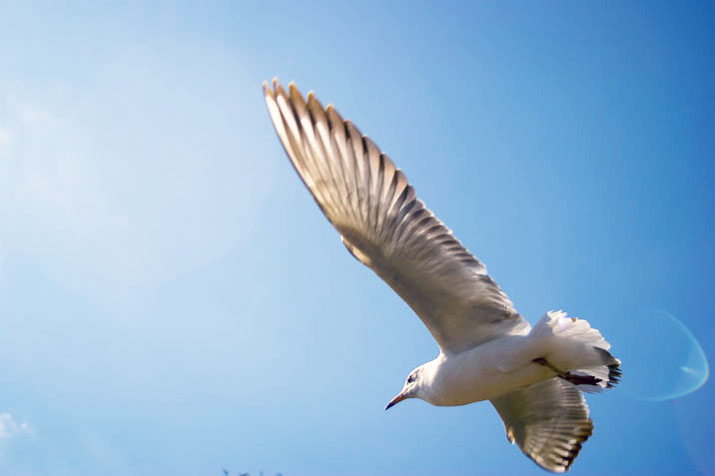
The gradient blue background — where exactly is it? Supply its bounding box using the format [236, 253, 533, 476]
[0, 1, 713, 475]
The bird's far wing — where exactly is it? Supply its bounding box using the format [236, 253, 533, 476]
[264, 80, 529, 353]
[490, 378, 593, 473]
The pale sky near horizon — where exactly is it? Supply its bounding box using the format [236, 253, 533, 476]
[0, 2, 713, 475]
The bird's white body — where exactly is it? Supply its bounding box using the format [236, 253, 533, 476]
[424, 336, 554, 406]
[418, 310, 617, 406]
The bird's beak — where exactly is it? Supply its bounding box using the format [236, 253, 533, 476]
[385, 390, 407, 411]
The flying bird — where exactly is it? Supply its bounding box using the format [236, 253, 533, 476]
[263, 79, 621, 473]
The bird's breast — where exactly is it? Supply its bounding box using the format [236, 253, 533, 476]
[427, 336, 553, 406]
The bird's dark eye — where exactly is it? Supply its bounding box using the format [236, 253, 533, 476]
[407, 373, 417, 383]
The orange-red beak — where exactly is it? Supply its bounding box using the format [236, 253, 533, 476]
[385, 391, 408, 411]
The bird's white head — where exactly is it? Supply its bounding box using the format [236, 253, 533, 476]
[385, 365, 427, 410]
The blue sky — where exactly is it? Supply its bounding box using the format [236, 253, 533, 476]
[0, 1, 713, 475]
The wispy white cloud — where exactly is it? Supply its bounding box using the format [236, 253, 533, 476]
[0, 413, 32, 439]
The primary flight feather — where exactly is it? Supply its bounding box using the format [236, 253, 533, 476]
[263, 79, 621, 473]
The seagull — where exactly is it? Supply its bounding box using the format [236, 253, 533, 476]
[263, 79, 621, 473]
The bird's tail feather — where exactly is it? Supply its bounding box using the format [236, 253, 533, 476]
[531, 310, 621, 393]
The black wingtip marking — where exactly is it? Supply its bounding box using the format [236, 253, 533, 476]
[606, 362, 622, 388]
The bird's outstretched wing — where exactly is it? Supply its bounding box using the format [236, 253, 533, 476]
[491, 378, 593, 473]
[264, 80, 529, 353]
